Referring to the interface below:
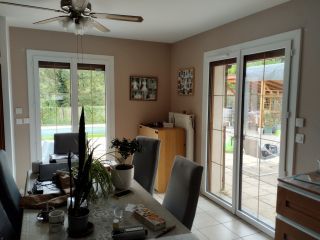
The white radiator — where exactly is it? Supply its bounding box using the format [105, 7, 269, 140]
[169, 112, 194, 161]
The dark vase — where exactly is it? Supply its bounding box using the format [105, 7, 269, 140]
[68, 207, 90, 234]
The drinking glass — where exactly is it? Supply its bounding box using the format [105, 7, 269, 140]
[113, 206, 124, 221]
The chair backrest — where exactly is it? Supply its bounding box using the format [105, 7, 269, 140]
[0, 150, 22, 234]
[0, 201, 17, 240]
[162, 155, 203, 229]
[54, 132, 79, 154]
[132, 136, 160, 194]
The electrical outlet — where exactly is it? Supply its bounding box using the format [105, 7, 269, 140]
[23, 118, 30, 124]
[16, 119, 23, 125]
[15, 108, 23, 115]
[295, 133, 305, 144]
[295, 118, 305, 128]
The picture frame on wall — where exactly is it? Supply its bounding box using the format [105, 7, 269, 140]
[130, 75, 158, 101]
[177, 67, 194, 96]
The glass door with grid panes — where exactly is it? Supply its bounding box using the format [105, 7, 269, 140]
[203, 36, 297, 235]
[239, 49, 287, 229]
[77, 63, 106, 158]
[31, 54, 111, 163]
[207, 58, 237, 206]
[38, 61, 72, 161]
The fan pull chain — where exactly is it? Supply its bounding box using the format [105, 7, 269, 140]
[81, 35, 84, 64]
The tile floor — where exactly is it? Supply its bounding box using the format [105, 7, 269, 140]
[154, 193, 273, 240]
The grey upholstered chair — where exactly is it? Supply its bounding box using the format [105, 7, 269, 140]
[54, 132, 79, 154]
[0, 201, 17, 240]
[162, 155, 203, 229]
[132, 136, 160, 195]
[0, 150, 22, 235]
[50, 132, 79, 163]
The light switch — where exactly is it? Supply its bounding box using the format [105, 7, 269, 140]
[295, 133, 305, 144]
[15, 108, 23, 115]
[16, 119, 23, 125]
[295, 118, 305, 128]
[23, 118, 30, 124]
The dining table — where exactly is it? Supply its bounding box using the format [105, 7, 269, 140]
[21, 172, 199, 240]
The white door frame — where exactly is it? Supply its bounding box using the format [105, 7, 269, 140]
[201, 50, 240, 214]
[27, 50, 115, 163]
[236, 40, 293, 236]
[201, 29, 301, 237]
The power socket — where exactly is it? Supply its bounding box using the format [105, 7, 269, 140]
[295, 118, 305, 128]
[295, 133, 305, 144]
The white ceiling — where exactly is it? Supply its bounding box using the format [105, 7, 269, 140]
[0, 0, 290, 43]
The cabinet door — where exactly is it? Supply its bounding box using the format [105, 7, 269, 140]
[156, 128, 185, 192]
[277, 186, 320, 233]
[138, 125, 186, 193]
[275, 219, 316, 240]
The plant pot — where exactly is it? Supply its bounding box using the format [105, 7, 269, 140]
[111, 164, 134, 190]
[68, 207, 90, 234]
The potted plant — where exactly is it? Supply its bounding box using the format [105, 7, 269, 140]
[89, 157, 113, 200]
[109, 138, 141, 190]
[67, 107, 94, 236]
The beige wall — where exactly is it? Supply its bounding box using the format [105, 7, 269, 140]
[9, 0, 320, 187]
[170, 0, 320, 174]
[10, 28, 171, 188]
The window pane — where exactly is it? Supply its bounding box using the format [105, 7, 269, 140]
[240, 49, 285, 228]
[78, 64, 106, 158]
[39, 63, 71, 161]
[207, 58, 237, 205]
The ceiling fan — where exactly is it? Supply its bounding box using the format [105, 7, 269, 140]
[0, 0, 144, 34]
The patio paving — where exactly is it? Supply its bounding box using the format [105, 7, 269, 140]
[216, 152, 278, 228]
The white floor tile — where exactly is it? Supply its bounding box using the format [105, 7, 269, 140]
[199, 224, 240, 240]
[192, 229, 209, 240]
[206, 209, 236, 223]
[241, 232, 273, 240]
[192, 212, 220, 229]
[184, 195, 272, 240]
[223, 219, 259, 237]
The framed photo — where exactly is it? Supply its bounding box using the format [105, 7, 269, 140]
[177, 67, 194, 96]
[130, 76, 158, 101]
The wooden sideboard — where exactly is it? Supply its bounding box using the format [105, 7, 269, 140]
[138, 125, 186, 193]
[275, 172, 320, 240]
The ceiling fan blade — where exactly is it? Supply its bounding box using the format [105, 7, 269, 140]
[34, 16, 70, 25]
[0, 1, 65, 13]
[91, 13, 143, 22]
[90, 19, 110, 32]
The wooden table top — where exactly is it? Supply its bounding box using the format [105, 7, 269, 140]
[21, 178, 197, 240]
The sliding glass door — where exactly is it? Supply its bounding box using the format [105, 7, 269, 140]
[33, 55, 110, 162]
[39, 61, 72, 160]
[203, 36, 296, 235]
[207, 58, 237, 206]
[240, 49, 286, 228]
[78, 63, 106, 158]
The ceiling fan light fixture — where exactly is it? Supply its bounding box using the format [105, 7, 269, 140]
[61, 0, 72, 12]
[83, 3, 91, 15]
[0, 0, 143, 35]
